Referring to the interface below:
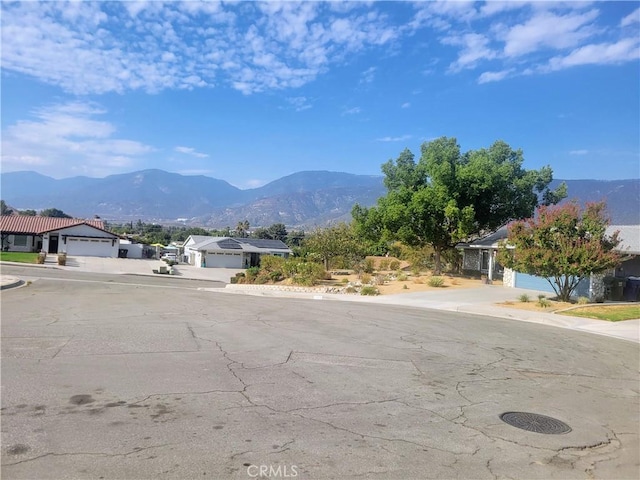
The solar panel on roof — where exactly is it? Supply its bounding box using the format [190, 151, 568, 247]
[218, 239, 242, 249]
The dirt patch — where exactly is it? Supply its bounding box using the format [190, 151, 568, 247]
[497, 300, 574, 312]
[321, 271, 489, 295]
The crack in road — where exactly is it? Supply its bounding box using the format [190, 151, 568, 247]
[2, 444, 173, 467]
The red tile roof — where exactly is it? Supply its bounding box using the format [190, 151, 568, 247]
[0, 215, 108, 235]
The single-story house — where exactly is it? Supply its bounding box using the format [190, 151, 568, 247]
[456, 226, 508, 281]
[0, 215, 120, 257]
[457, 224, 640, 301]
[183, 235, 292, 269]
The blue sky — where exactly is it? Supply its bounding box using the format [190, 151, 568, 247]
[1, 1, 638, 188]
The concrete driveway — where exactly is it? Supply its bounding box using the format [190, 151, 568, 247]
[1, 273, 638, 479]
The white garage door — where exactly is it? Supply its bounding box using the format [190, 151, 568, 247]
[65, 238, 114, 257]
[205, 252, 243, 268]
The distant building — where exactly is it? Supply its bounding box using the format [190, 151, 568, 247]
[183, 235, 292, 268]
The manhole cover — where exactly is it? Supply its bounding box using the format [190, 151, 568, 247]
[500, 412, 571, 434]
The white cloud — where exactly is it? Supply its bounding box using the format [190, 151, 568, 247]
[501, 9, 599, 58]
[545, 38, 640, 71]
[426, 2, 637, 83]
[621, 8, 640, 27]
[1, 1, 635, 94]
[401, 102, 411, 109]
[569, 149, 589, 155]
[285, 96, 313, 112]
[376, 135, 412, 142]
[444, 33, 496, 71]
[343, 107, 361, 116]
[174, 146, 209, 158]
[360, 66, 377, 84]
[478, 69, 514, 84]
[0, 1, 401, 96]
[1, 102, 154, 178]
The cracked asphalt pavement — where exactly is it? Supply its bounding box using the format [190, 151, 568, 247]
[1, 273, 639, 479]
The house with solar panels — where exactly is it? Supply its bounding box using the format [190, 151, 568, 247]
[183, 235, 292, 269]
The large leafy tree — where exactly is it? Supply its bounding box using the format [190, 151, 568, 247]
[353, 137, 566, 274]
[499, 202, 621, 302]
[303, 223, 364, 270]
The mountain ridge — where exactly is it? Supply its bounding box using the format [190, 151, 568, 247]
[2, 169, 638, 227]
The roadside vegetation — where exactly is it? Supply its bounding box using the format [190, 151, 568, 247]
[106, 220, 305, 248]
[499, 201, 621, 302]
[557, 305, 640, 322]
[0, 252, 39, 263]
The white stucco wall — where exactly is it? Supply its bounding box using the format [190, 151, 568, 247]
[43, 225, 119, 257]
[6, 234, 40, 252]
[118, 242, 144, 259]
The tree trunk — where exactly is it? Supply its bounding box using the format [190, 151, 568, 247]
[434, 248, 442, 275]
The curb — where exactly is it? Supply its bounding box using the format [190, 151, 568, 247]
[0, 277, 24, 290]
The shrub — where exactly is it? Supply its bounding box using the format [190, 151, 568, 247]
[577, 296, 589, 305]
[538, 294, 546, 300]
[360, 285, 379, 296]
[360, 273, 372, 284]
[428, 276, 445, 287]
[411, 264, 422, 276]
[363, 258, 375, 274]
[345, 286, 357, 294]
[330, 255, 350, 270]
[389, 260, 400, 270]
[518, 294, 530, 303]
[396, 272, 408, 281]
[269, 270, 283, 282]
[285, 260, 326, 286]
[246, 266, 260, 277]
[374, 274, 386, 285]
[254, 272, 270, 284]
[403, 284, 408, 290]
[538, 297, 551, 308]
[260, 255, 285, 273]
[378, 259, 390, 271]
[57, 253, 67, 266]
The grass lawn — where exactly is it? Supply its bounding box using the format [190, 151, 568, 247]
[0, 252, 39, 263]
[558, 304, 640, 322]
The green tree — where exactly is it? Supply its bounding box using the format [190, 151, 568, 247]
[40, 208, 72, 218]
[20, 209, 37, 216]
[499, 201, 621, 302]
[303, 223, 364, 270]
[251, 223, 288, 242]
[235, 220, 250, 238]
[1, 200, 13, 215]
[266, 223, 288, 242]
[353, 137, 566, 274]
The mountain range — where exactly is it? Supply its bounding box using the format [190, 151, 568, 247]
[1, 169, 638, 228]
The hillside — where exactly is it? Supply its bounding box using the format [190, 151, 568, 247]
[1, 170, 637, 227]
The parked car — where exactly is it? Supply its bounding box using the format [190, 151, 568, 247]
[160, 252, 177, 261]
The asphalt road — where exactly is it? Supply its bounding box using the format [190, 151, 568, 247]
[1, 270, 638, 479]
